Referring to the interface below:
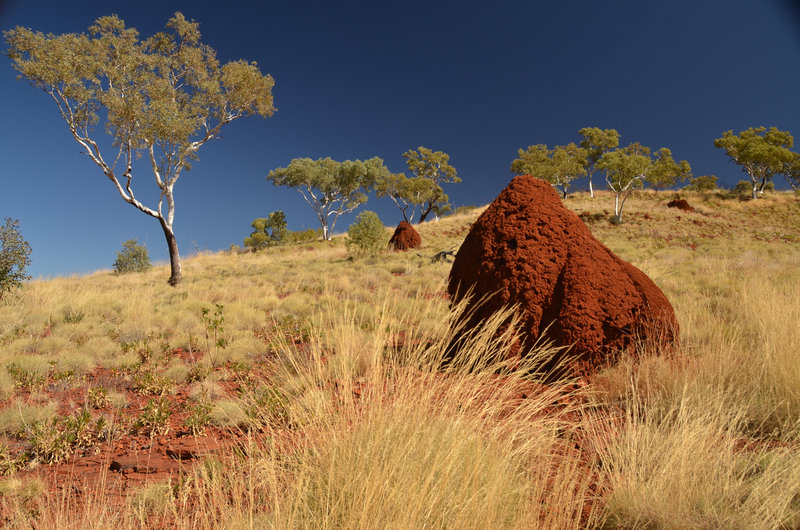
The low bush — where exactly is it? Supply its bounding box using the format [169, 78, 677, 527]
[113, 239, 152, 274]
[346, 211, 386, 258]
[0, 218, 32, 299]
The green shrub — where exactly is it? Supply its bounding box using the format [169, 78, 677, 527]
[243, 211, 288, 251]
[732, 179, 774, 198]
[113, 239, 152, 274]
[0, 218, 32, 299]
[684, 174, 718, 192]
[345, 211, 386, 258]
[286, 227, 323, 245]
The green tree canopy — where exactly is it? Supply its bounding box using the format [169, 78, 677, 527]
[510, 143, 587, 198]
[648, 148, 692, 190]
[579, 127, 620, 198]
[0, 218, 32, 299]
[113, 239, 152, 274]
[345, 210, 386, 258]
[598, 143, 691, 222]
[714, 127, 794, 200]
[243, 211, 287, 251]
[782, 153, 800, 191]
[402, 146, 460, 222]
[374, 171, 441, 223]
[5, 13, 275, 285]
[684, 174, 719, 192]
[267, 157, 388, 240]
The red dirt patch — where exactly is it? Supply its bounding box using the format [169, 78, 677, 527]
[447, 175, 678, 376]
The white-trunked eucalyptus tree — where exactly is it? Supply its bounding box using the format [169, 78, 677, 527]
[267, 157, 389, 241]
[5, 13, 275, 285]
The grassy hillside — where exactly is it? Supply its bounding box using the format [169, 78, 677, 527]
[0, 189, 798, 528]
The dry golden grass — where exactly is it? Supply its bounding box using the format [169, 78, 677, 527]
[0, 189, 798, 528]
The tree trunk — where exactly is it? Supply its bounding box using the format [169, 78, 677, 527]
[589, 177, 594, 198]
[752, 182, 758, 200]
[159, 218, 182, 286]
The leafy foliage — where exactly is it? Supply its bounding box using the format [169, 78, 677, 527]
[0, 218, 31, 299]
[26, 409, 106, 465]
[243, 211, 288, 251]
[782, 153, 800, 191]
[268, 157, 389, 240]
[113, 239, 152, 274]
[510, 143, 587, 197]
[598, 143, 691, 221]
[685, 175, 718, 192]
[5, 13, 276, 285]
[374, 171, 441, 223]
[134, 397, 172, 436]
[400, 147, 460, 223]
[345, 211, 386, 259]
[714, 127, 794, 199]
[579, 127, 620, 198]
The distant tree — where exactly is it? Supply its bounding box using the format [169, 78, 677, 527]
[648, 148, 692, 190]
[5, 13, 276, 286]
[0, 218, 32, 299]
[685, 175, 719, 192]
[113, 239, 151, 274]
[782, 153, 800, 191]
[267, 157, 388, 241]
[374, 171, 439, 223]
[714, 127, 794, 200]
[579, 127, 620, 198]
[345, 210, 386, 258]
[598, 143, 691, 222]
[402, 147, 460, 222]
[243, 211, 287, 251]
[510, 143, 587, 198]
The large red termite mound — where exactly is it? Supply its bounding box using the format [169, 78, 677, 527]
[389, 221, 422, 250]
[447, 175, 678, 376]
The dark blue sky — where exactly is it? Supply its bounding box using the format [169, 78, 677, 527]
[1, 0, 799, 278]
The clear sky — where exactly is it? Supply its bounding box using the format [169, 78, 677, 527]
[1, 0, 799, 278]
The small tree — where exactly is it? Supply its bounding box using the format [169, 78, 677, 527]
[6, 13, 276, 286]
[375, 171, 440, 223]
[685, 174, 718, 192]
[345, 211, 385, 258]
[598, 143, 691, 222]
[510, 143, 587, 198]
[648, 148, 692, 190]
[714, 127, 794, 200]
[402, 146, 460, 222]
[0, 218, 32, 299]
[783, 154, 800, 191]
[243, 211, 287, 251]
[579, 127, 620, 198]
[598, 143, 651, 222]
[267, 157, 388, 240]
[113, 239, 151, 274]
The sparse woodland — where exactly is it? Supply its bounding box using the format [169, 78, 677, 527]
[4, 11, 800, 530]
[0, 189, 798, 528]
